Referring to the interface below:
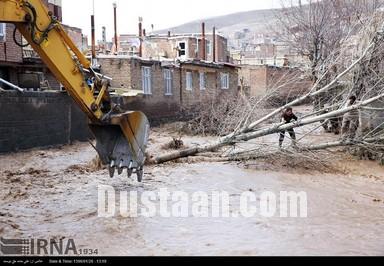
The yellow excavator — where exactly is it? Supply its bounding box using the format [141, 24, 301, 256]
[0, 0, 150, 181]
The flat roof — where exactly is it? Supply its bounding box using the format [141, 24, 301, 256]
[97, 55, 238, 68]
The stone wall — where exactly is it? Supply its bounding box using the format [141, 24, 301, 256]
[0, 91, 91, 153]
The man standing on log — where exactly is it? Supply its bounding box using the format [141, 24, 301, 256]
[341, 95, 359, 141]
[279, 107, 298, 149]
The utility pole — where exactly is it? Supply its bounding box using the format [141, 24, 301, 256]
[213, 26, 216, 62]
[139, 17, 143, 57]
[102, 26, 107, 54]
[91, 0, 96, 65]
[201, 22, 206, 61]
[113, 2, 118, 55]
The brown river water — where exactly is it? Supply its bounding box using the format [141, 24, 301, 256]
[0, 140, 383, 256]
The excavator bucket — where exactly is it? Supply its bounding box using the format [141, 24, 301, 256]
[89, 111, 150, 181]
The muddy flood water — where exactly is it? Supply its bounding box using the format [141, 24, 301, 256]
[1, 127, 384, 256]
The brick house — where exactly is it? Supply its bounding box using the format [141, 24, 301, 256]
[113, 32, 231, 63]
[0, 0, 93, 153]
[0, 0, 91, 91]
[239, 65, 312, 101]
[142, 33, 230, 63]
[63, 25, 88, 53]
[98, 56, 239, 120]
[0, 0, 63, 90]
[0, 24, 23, 86]
[42, 0, 62, 21]
[113, 34, 140, 56]
[179, 60, 238, 108]
[0, 23, 58, 91]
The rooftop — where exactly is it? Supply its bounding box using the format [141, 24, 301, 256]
[97, 55, 237, 68]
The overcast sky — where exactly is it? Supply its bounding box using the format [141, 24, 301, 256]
[62, 0, 281, 41]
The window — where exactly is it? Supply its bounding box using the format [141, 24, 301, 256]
[142, 66, 152, 95]
[220, 73, 229, 90]
[178, 42, 187, 57]
[54, 5, 61, 20]
[199, 72, 206, 90]
[164, 69, 173, 96]
[206, 40, 212, 56]
[186, 72, 193, 91]
[0, 24, 6, 42]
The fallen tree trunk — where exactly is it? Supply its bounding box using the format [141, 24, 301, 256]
[226, 137, 384, 161]
[153, 144, 226, 164]
[156, 137, 384, 165]
[234, 92, 384, 143]
[300, 137, 384, 151]
[153, 92, 384, 164]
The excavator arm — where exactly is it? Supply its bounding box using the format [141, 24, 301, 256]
[0, 0, 150, 181]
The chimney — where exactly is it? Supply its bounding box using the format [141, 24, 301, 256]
[139, 17, 143, 57]
[91, 15, 96, 60]
[113, 2, 118, 54]
[102, 26, 107, 50]
[201, 22, 206, 61]
[213, 26, 216, 62]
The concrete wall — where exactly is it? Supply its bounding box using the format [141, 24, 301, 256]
[0, 91, 91, 153]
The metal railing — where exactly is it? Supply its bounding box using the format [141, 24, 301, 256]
[22, 47, 40, 59]
[0, 78, 25, 92]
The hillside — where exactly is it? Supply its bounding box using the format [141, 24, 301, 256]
[156, 8, 282, 49]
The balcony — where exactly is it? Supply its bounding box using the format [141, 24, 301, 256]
[22, 47, 41, 63]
